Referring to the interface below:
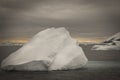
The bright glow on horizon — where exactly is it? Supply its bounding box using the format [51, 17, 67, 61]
[0, 37, 106, 44]
[0, 38, 29, 44]
[75, 37, 106, 43]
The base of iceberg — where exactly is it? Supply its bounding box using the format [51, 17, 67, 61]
[1, 27, 88, 71]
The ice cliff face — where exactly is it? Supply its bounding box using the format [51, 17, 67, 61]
[92, 32, 120, 50]
[1, 27, 88, 71]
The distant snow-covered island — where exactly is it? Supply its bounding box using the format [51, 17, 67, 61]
[92, 32, 120, 50]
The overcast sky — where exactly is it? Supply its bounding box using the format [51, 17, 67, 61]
[0, 0, 120, 39]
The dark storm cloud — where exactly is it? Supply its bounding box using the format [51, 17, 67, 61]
[0, 0, 120, 39]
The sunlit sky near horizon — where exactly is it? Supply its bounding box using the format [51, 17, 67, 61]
[0, 37, 107, 44]
[0, 0, 120, 43]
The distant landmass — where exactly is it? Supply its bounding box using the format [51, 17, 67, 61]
[92, 32, 120, 50]
[0, 42, 24, 46]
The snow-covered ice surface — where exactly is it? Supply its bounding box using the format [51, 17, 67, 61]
[1, 27, 88, 71]
[92, 32, 120, 50]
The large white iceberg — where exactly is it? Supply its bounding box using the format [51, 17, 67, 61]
[92, 32, 120, 50]
[1, 27, 88, 71]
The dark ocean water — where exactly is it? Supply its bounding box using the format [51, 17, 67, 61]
[0, 44, 120, 80]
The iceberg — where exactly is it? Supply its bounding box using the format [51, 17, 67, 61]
[1, 27, 88, 71]
[92, 32, 120, 50]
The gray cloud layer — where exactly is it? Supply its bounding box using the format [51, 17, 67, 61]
[0, 0, 120, 39]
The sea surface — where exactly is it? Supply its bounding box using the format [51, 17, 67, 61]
[0, 44, 120, 80]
